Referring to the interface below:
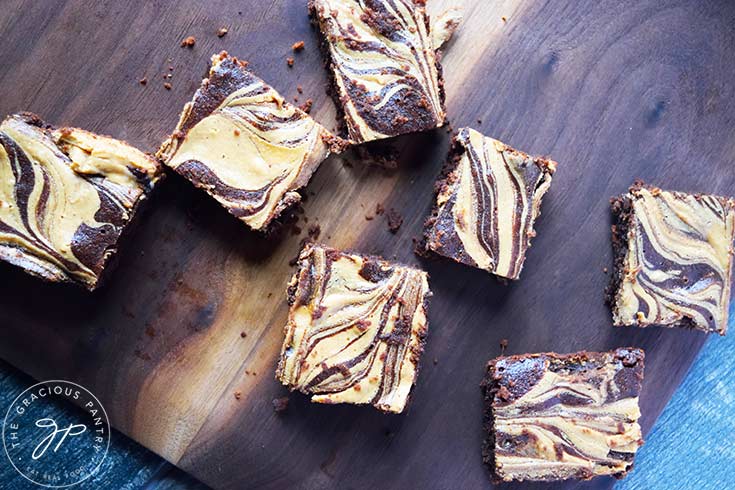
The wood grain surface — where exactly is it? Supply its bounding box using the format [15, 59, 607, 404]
[1, 1, 734, 489]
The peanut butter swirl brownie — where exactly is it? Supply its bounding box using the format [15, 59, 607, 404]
[158, 52, 341, 231]
[482, 348, 645, 483]
[276, 243, 431, 413]
[424, 128, 557, 280]
[309, 0, 459, 143]
[0, 113, 163, 290]
[610, 181, 735, 334]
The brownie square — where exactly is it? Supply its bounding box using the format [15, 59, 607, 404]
[0, 112, 163, 290]
[309, 0, 454, 143]
[158, 51, 340, 231]
[610, 181, 735, 334]
[424, 127, 557, 280]
[482, 348, 645, 483]
[276, 243, 431, 413]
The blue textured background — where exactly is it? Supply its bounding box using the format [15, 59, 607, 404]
[1, 303, 733, 489]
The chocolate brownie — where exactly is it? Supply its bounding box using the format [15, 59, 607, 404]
[0, 113, 163, 290]
[609, 181, 735, 335]
[276, 243, 431, 413]
[424, 127, 557, 280]
[482, 348, 645, 482]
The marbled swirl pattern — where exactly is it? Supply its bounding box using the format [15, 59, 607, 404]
[310, 0, 447, 143]
[0, 113, 162, 289]
[276, 243, 430, 413]
[613, 185, 735, 334]
[158, 52, 335, 231]
[425, 128, 556, 280]
[484, 349, 644, 482]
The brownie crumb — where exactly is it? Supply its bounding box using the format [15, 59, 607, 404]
[501, 16, 508, 22]
[292, 40, 305, 51]
[365, 214, 374, 221]
[217, 27, 228, 37]
[307, 224, 321, 241]
[139, 77, 147, 85]
[299, 98, 313, 114]
[272, 397, 289, 413]
[163, 82, 172, 90]
[297, 85, 303, 94]
[181, 36, 196, 48]
[500, 338, 508, 354]
[240, 331, 247, 338]
[287, 57, 295, 67]
[376, 203, 385, 216]
[234, 391, 242, 400]
[386, 208, 403, 233]
[145, 326, 156, 338]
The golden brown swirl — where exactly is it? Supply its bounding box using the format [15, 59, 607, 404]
[484, 349, 644, 483]
[425, 128, 556, 280]
[612, 184, 735, 334]
[276, 243, 431, 413]
[0, 113, 162, 289]
[310, 0, 451, 143]
[158, 52, 337, 231]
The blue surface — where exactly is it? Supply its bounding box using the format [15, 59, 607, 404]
[1, 304, 734, 489]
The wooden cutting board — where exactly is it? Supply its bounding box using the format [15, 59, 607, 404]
[1, 1, 734, 488]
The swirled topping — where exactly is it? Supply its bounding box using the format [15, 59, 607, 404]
[424, 128, 556, 280]
[310, 0, 451, 143]
[158, 52, 338, 231]
[0, 113, 162, 289]
[483, 349, 644, 483]
[611, 183, 735, 334]
[276, 243, 431, 413]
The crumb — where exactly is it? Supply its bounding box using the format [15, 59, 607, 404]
[500, 338, 508, 355]
[293, 96, 299, 102]
[234, 391, 242, 400]
[267, 292, 273, 298]
[272, 397, 289, 413]
[386, 208, 403, 233]
[139, 77, 147, 85]
[433, 358, 438, 365]
[365, 214, 374, 221]
[477, 119, 482, 125]
[234, 128, 240, 136]
[299, 98, 313, 114]
[603, 267, 609, 273]
[376, 203, 385, 215]
[297, 85, 303, 94]
[240, 332, 247, 338]
[168, 65, 174, 71]
[181, 36, 196, 48]
[501, 16, 507, 22]
[307, 224, 321, 240]
[217, 27, 228, 37]
[145, 326, 156, 338]
[163, 82, 172, 90]
[292, 40, 305, 51]
[287, 57, 294, 67]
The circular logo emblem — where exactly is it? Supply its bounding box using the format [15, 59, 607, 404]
[2, 380, 110, 488]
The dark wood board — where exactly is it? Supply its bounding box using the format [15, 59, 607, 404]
[1, 0, 734, 489]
